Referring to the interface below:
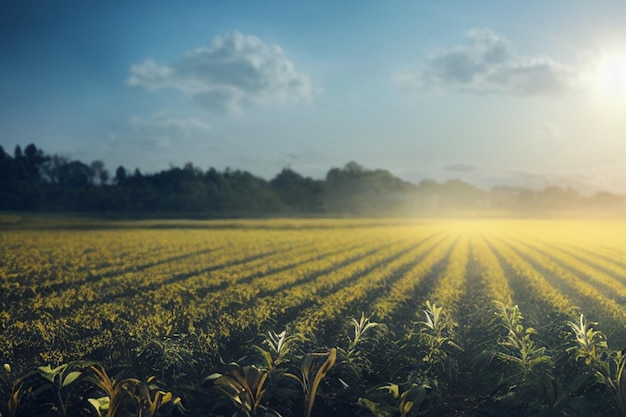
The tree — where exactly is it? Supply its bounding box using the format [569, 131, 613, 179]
[58, 161, 93, 188]
[0, 146, 10, 178]
[23, 144, 48, 182]
[90, 160, 109, 185]
[114, 166, 127, 185]
[270, 168, 323, 212]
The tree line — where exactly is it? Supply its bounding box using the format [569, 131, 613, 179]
[1, 143, 623, 216]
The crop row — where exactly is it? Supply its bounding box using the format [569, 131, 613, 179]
[2, 219, 626, 371]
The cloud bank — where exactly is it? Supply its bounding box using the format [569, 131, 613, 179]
[394, 28, 578, 96]
[128, 32, 313, 112]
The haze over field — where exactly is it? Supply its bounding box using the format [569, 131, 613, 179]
[2, 1, 626, 193]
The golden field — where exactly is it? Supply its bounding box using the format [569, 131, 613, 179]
[3, 218, 626, 362]
[2, 217, 626, 416]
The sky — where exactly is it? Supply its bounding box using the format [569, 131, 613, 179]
[1, 1, 626, 194]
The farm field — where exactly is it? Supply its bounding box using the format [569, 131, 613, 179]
[2, 217, 626, 417]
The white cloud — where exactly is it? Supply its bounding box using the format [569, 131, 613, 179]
[393, 28, 578, 96]
[127, 59, 174, 90]
[128, 32, 313, 112]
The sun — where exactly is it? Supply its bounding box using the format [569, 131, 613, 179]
[591, 52, 626, 98]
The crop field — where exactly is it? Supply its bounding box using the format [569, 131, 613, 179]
[2, 217, 626, 417]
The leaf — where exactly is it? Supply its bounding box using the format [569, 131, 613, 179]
[62, 371, 82, 387]
[357, 397, 395, 417]
[254, 346, 274, 368]
[202, 372, 222, 383]
[302, 348, 336, 417]
[212, 364, 269, 414]
[38, 364, 66, 382]
[378, 383, 400, 399]
[88, 396, 110, 417]
[568, 373, 592, 393]
[161, 391, 173, 403]
[31, 382, 54, 398]
[8, 381, 23, 415]
[37, 364, 55, 374]
[401, 400, 413, 417]
[283, 372, 301, 384]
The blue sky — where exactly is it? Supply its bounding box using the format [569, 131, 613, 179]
[2, 1, 626, 193]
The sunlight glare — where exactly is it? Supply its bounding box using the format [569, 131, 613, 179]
[593, 53, 626, 98]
